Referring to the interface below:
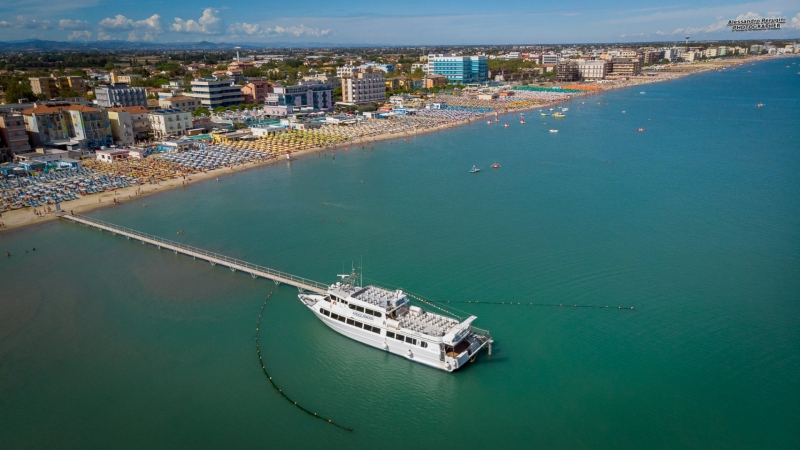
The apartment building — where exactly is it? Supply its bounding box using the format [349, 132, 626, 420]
[22, 104, 71, 146]
[0, 113, 32, 155]
[159, 95, 202, 112]
[29, 76, 87, 99]
[188, 78, 245, 108]
[342, 71, 386, 104]
[107, 106, 151, 140]
[241, 80, 273, 104]
[64, 105, 113, 149]
[556, 60, 581, 82]
[110, 71, 143, 84]
[148, 109, 193, 138]
[94, 83, 148, 108]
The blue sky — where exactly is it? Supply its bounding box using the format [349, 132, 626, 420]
[1, 0, 798, 44]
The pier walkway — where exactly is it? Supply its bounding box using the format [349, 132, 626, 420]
[59, 213, 329, 295]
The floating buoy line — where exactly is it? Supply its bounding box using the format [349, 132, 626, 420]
[256, 292, 353, 432]
[364, 277, 634, 315]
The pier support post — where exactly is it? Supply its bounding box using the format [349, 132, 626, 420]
[488, 340, 493, 356]
[230, 267, 236, 273]
[210, 261, 216, 266]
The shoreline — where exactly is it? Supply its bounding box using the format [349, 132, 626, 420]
[0, 56, 767, 234]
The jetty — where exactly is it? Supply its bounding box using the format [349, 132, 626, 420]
[59, 213, 329, 295]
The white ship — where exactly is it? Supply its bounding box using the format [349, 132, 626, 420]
[298, 271, 492, 372]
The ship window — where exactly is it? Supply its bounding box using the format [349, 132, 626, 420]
[356, 306, 364, 313]
[363, 325, 372, 332]
[331, 313, 338, 320]
[349, 304, 357, 310]
[346, 318, 355, 325]
[420, 341, 428, 348]
[354, 321, 363, 328]
[337, 315, 346, 323]
[394, 334, 404, 341]
[322, 309, 330, 316]
[386, 332, 395, 339]
[371, 326, 381, 334]
[405, 336, 416, 345]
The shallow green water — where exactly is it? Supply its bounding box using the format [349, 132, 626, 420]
[2, 58, 799, 449]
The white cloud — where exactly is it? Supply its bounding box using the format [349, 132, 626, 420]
[790, 12, 800, 29]
[97, 14, 163, 41]
[60, 19, 90, 30]
[227, 22, 331, 38]
[171, 8, 223, 34]
[67, 30, 91, 41]
[0, 15, 52, 29]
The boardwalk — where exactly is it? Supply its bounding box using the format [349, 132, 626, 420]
[59, 213, 329, 295]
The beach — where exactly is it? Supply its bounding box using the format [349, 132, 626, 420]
[0, 57, 758, 233]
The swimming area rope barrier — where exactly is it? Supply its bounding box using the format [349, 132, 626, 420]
[255, 292, 354, 432]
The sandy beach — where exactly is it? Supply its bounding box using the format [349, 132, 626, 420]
[0, 57, 757, 234]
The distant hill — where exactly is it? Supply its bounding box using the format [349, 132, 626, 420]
[0, 39, 367, 51]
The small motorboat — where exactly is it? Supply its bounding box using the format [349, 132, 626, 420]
[492, 162, 500, 169]
[487, 119, 493, 124]
[561, 108, 569, 112]
[553, 113, 565, 118]
[540, 113, 549, 116]
[637, 128, 646, 132]
[549, 129, 558, 133]
[504, 122, 509, 127]
[469, 165, 481, 173]
[640, 91, 646, 94]
[622, 111, 626, 114]
[520, 119, 525, 124]
[757, 103, 764, 108]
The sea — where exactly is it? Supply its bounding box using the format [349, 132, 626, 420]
[1, 57, 799, 449]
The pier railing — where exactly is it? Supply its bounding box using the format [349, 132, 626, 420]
[60, 213, 330, 294]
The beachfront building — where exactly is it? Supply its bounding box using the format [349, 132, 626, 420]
[22, 104, 71, 147]
[187, 78, 244, 108]
[576, 60, 608, 80]
[342, 71, 386, 104]
[64, 105, 114, 150]
[610, 58, 642, 76]
[148, 109, 193, 139]
[556, 60, 581, 82]
[427, 54, 488, 84]
[107, 106, 151, 140]
[158, 95, 202, 112]
[0, 113, 32, 155]
[94, 83, 148, 108]
[241, 80, 273, 104]
[263, 80, 335, 115]
[106, 109, 135, 146]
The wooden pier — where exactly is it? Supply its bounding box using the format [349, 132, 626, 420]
[59, 213, 329, 295]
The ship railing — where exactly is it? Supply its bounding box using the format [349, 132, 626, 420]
[62, 213, 330, 293]
[469, 325, 492, 341]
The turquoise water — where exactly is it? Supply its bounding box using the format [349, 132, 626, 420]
[2, 58, 799, 448]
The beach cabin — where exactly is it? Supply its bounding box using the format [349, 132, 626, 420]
[96, 149, 130, 162]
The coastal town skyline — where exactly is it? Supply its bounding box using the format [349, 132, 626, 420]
[1, 1, 800, 44]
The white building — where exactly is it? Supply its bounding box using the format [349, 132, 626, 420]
[576, 60, 608, 80]
[187, 78, 244, 108]
[542, 54, 559, 65]
[337, 65, 359, 78]
[148, 109, 193, 139]
[342, 71, 386, 104]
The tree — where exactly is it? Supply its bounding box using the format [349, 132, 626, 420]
[213, 106, 227, 114]
[193, 107, 210, 117]
[104, 62, 116, 71]
[3, 79, 35, 103]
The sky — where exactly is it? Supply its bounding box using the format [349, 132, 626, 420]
[0, 0, 799, 45]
